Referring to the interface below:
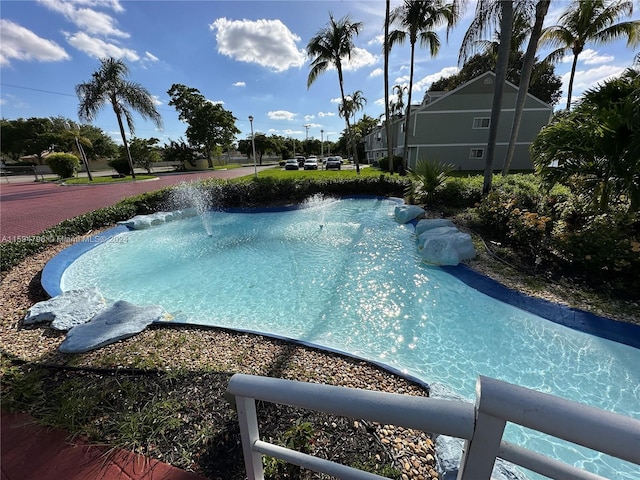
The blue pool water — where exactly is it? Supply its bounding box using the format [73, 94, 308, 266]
[56, 197, 639, 479]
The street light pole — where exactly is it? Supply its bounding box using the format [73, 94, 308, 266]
[321, 129, 324, 159]
[249, 115, 257, 179]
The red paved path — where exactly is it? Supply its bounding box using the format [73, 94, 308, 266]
[0, 168, 264, 239]
[1, 411, 208, 480]
[1, 167, 265, 479]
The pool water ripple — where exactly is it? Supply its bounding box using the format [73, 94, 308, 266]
[54, 197, 640, 479]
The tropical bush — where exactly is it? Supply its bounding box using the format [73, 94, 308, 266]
[532, 69, 640, 213]
[377, 155, 404, 173]
[405, 159, 456, 205]
[108, 157, 132, 175]
[46, 152, 80, 178]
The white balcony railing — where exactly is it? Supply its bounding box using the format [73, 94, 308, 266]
[226, 374, 640, 480]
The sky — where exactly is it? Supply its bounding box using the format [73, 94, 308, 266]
[1, 0, 639, 148]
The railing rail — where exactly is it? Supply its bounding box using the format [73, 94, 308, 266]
[226, 373, 640, 480]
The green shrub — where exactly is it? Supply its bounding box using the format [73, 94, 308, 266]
[46, 152, 80, 178]
[377, 156, 403, 173]
[405, 159, 455, 205]
[108, 157, 132, 175]
[436, 176, 483, 208]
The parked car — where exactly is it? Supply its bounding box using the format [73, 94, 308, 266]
[295, 156, 306, 167]
[284, 159, 299, 170]
[303, 157, 318, 170]
[325, 156, 342, 170]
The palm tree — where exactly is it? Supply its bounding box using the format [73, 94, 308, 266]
[541, 0, 639, 110]
[389, 0, 458, 173]
[503, 0, 551, 174]
[384, 0, 394, 174]
[460, 0, 514, 194]
[307, 14, 363, 173]
[392, 84, 408, 116]
[339, 91, 367, 161]
[76, 57, 162, 179]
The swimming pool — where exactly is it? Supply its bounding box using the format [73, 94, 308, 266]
[51, 197, 640, 479]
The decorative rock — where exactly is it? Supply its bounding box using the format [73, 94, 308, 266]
[417, 226, 459, 247]
[394, 205, 425, 224]
[59, 300, 172, 353]
[117, 209, 197, 230]
[23, 287, 106, 331]
[415, 218, 455, 236]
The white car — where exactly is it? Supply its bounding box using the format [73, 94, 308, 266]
[303, 157, 318, 170]
[325, 156, 342, 170]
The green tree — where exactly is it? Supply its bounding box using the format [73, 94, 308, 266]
[541, 0, 639, 110]
[167, 84, 240, 167]
[338, 90, 367, 161]
[389, 0, 458, 172]
[307, 13, 363, 173]
[128, 137, 161, 173]
[531, 70, 640, 212]
[76, 58, 162, 180]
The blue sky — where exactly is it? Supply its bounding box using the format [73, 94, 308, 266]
[1, 0, 638, 147]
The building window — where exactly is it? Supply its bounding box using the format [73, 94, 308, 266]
[470, 148, 484, 159]
[473, 117, 490, 129]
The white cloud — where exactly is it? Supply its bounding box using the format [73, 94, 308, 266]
[318, 111, 336, 117]
[580, 49, 615, 65]
[268, 110, 297, 120]
[413, 66, 459, 92]
[394, 75, 410, 85]
[305, 122, 322, 129]
[233, 81, 246, 87]
[283, 128, 304, 135]
[210, 17, 306, 72]
[369, 67, 383, 78]
[145, 51, 159, 62]
[39, 0, 129, 38]
[64, 31, 138, 60]
[150, 95, 162, 106]
[342, 47, 378, 71]
[304, 114, 315, 121]
[367, 34, 384, 46]
[0, 19, 70, 66]
[564, 64, 627, 96]
[330, 97, 342, 104]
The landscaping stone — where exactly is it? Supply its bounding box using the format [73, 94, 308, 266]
[23, 287, 106, 331]
[59, 300, 171, 353]
[394, 205, 425, 224]
[415, 218, 456, 236]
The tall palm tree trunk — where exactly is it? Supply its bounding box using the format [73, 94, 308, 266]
[114, 107, 136, 180]
[503, 0, 550, 174]
[338, 69, 360, 174]
[384, 0, 394, 174]
[401, 42, 417, 174]
[483, 0, 513, 194]
[566, 51, 580, 110]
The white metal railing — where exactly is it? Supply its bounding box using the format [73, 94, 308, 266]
[226, 373, 640, 480]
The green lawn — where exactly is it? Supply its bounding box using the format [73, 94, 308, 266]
[257, 165, 392, 180]
[63, 174, 156, 185]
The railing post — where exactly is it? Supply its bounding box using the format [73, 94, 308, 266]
[457, 377, 507, 480]
[235, 395, 265, 480]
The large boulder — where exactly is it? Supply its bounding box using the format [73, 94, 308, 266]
[394, 205, 425, 224]
[23, 287, 106, 331]
[415, 218, 455, 236]
[59, 300, 171, 353]
[419, 231, 476, 266]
